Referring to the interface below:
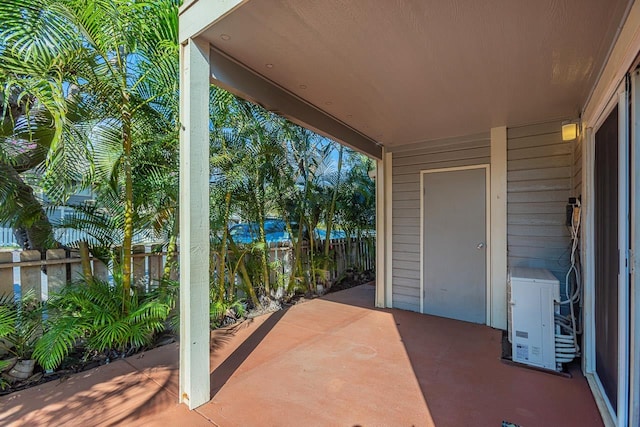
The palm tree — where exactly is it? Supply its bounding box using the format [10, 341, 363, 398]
[276, 124, 338, 291]
[335, 152, 376, 268]
[0, 0, 180, 299]
[321, 143, 344, 281]
[209, 88, 256, 304]
[233, 111, 288, 296]
[0, 87, 66, 252]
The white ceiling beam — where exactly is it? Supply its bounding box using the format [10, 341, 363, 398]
[179, 0, 249, 44]
[209, 47, 383, 160]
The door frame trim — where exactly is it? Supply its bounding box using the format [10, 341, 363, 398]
[584, 79, 630, 427]
[419, 164, 491, 325]
[630, 68, 640, 427]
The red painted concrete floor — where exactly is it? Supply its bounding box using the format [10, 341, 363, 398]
[0, 284, 603, 427]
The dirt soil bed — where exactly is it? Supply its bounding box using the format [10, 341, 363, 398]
[326, 269, 375, 294]
[0, 332, 177, 396]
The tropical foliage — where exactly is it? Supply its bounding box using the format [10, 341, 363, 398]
[0, 290, 42, 361]
[0, 0, 180, 296]
[208, 91, 375, 301]
[0, 0, 375, 377]
[0, 290, 43, 388]
[33, 278, 175, 371]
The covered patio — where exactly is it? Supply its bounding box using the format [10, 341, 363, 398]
[0, 285, 601, 426]
[177, 2, 640, 425]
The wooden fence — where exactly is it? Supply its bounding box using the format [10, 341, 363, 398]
[0, 237, 375, 300]
[0, 246, 168, 299]
[0, 226, 165, 248]
[299, 237, 375, 282]
[0, 227, 17, 247]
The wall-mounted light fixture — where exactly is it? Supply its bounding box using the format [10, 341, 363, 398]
[562, 120, 579, 141]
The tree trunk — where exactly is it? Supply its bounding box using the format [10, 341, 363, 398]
[257, 204, 270, 296]
[121, 92, 133, 312]
[162, 211, 179, 283]
[228, 238, 260, 307]
[218, 192, 232, 302]
[308, 221, 317, 293]
[254, 169, 270, 296]
[288, 208, 305, 292]
[288, 168, 311, 291]
[162, 232, 178, 281]
[79, 240, 92, 279]
[322, 145, 343, 277]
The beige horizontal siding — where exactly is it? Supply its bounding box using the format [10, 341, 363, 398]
[388, 122, 581, 312]
[573, 136, 583, 197]
[507, 122, 577, 287]
[392, 252, 420, 262]
[390, 134, 490, 312]
[508, 155, 573, 171]
[393, 235, 419, 245]
[394, 157, 490, 175]
[508, 201, 567, 214]
[392, 242, 419, 253]
[508, 166, 572, 181]
[508, 235, 571, 248]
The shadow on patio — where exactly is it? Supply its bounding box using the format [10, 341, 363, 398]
[199, 284, 603, 426]
[0, 353, 187, 426]
[0, 284, 603, 426]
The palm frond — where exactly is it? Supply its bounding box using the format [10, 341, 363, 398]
[33, 314, 89, 370]
[34, 277, 173, 370]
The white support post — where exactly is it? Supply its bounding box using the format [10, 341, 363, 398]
[384, 151, 393, 308]
[179, 38, 211, 410]
[375, 148, 386, 308]
[490, 126, 507, 329]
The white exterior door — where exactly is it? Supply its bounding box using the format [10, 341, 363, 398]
[422, 166, 488, 324]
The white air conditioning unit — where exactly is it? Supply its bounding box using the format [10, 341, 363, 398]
[509, 267, 560, 370]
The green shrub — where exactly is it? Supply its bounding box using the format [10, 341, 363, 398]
[33, 278, 174, 371]
[0, 290, 42, 361]
[210, 291, 245, 329]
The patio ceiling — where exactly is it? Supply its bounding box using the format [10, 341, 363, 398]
[185, 0, 631, 152]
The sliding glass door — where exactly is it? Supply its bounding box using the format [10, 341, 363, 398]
[588, 78, 630, 427]
[594, 104, 620, 412]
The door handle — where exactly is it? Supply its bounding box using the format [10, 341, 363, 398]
[476, 242, 485, 249]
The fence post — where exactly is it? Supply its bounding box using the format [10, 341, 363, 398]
[0, 227, 17, 246]
[93, 259, 109, 282]
[132, 245, 146, 286]
[20, 250, 41, 300]
[46, 249, 67, 295]
[148, 244, 164, 289]
[69, 251, 83, 282]
[335, 239, 340, 280]
[371, 237, 376, 271]
[0, 251, 13, 295]
[366, 238, 370, 270]
[283, 243, 292, 283]
[337, 239, 344, 275]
